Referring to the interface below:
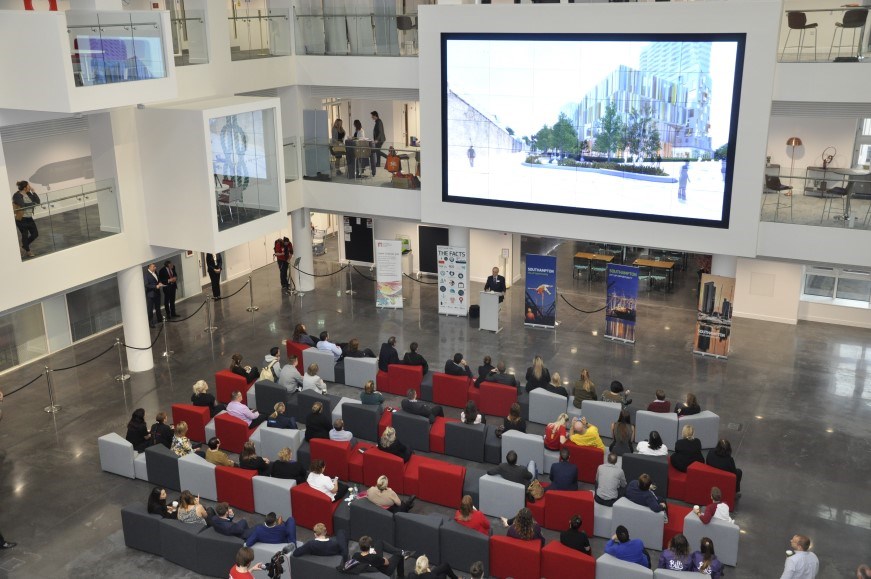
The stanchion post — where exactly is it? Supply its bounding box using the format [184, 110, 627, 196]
[203, 296, 217, 333]
[246, 276, 259, 312]
[43, 365, 61, 414]
[114, 338, 130, 382]
[346, 262, 356, 296]
[161, 318, 173, 358]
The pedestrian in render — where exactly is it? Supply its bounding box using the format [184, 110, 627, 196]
[678, 161, 690, 202]
[467, 144, 476, 167]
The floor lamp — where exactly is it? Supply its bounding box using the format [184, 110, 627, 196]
[787, 137, 802, 189]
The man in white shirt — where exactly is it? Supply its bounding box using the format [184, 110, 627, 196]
[329, 419, 355, 444]
[278, 355, 303, 393]
[226, 390, 267, 429]
[780, 535, 819, 579]
[316, 331, 343, 362]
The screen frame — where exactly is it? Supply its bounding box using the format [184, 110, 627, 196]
[440, 31, 747, 229]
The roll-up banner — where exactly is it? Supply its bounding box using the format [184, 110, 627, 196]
[437, 245, 469, 316]
[604, 264, 639, 343]
[524, 254, 557, 328]
[374, 239, 403, 309]
[693, 274, 735, 358]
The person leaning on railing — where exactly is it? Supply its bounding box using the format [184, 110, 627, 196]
[12, 180, 40, 257]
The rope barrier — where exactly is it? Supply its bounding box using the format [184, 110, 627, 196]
[213, 279, 250, 301]
[125, 323, 165, 351]
[3, 373, 43, 398]
[292, 262, 349, 278]
[167, 298, 208, 322]
[558, 293, 607, 314]
[403, 273, 438, 285]
[53, 342, 117, 372]
[353, 266, 376, 282]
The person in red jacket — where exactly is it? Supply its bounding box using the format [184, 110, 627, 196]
[453, 495, 490, 535]
[646, 389, 671, 413]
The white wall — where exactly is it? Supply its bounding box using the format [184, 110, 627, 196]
[374, 217, 420, 270]
[732, 257, 803, 324]
[469, 229, 514, 283]
[2, 129, 92, 192]
[799, 300, 871, 329]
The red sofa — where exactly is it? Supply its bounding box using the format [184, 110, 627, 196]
[417, 461, 466, 508]
[291, 483, 341, 535]
[489, 535, 542, 579]
[387, 364, 423, 397]
[429, 416, 459, 454]
[285, 341, 309, 374]
[432, 373, 471, 408]
[214, 413, 254, 453]
[543, 490, 594, 535]
[667, 457, 689, 501]
[215, 466, 257, 512]
[214, 370, 248, 404]
[310, 439, 353, 481]
[541, 541, 596, 579]
[563, 442, 605, 484]
[478, 381, 519, 418]
[404, 455, 449, 497]
[171, 404, 211, 443]
[685, 462, 737, 508]
[362, 448, 408, 494]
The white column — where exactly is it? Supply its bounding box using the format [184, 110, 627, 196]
[88, 113, 122, 234]
[117, 265, 154, 372]
[711, 254, 738, 277]
[291, 208, 314, 292]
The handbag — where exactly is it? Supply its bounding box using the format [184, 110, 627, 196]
[527, 479, 544, 500]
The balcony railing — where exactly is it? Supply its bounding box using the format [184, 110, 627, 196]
[169, 10, 208, 66]
[14, 179, 121, 260]
[283, 138, 300, 183]
[67, 11, 168, 86]
[778, 5, 871, 63]
[228, 7, 291, 61]
[761, 168, 871, 229]
[302, 140, 420, 190]
[294, 12, 419, 57]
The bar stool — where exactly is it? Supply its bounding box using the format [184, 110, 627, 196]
[828, 9, 869, 61]
[821, 186, 847, 223]
[783, 11, 818, 62]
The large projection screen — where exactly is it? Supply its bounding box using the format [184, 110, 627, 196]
[442, 33, 745, 228]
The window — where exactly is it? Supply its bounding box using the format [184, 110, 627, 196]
[803, 266, 871, 306]
[66, 277, 122, 342]
[853, 118, 871, 169]
[0, 304, 48, 372]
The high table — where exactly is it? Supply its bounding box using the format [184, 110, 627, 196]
[573, 252, 614, 281]
[633, 259, 676, 291]
[830, 168, 871, 223]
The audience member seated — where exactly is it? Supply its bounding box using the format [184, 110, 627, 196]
[474, 355, 495, 387]
[292, 523, 347, 560]
[609, 410, 635, 457]
[278, 355, 303, 394]
[191, 380, 226, 417]
[469, 561, 484, 579]
[240, 440, 271, 475]
[307, 459, 349, 502]
[543, 413, 569, 451]
[378, 426, 413, 462]
[572, 368, 597, 409]
[267, 402, 297, 429]
[502, 403, 526, 435]
[228, 390, 268, 429]
[460, 400, 482, 425]
[263, 346, 282, 380]
[444, 353, 473, 377]
[126, 408, 152, 452]
[524, 355, 550, 393]
[691, 537, 724, 578]
[647, 389, 671, 413]
[367, 475, 415, 513]
[171, 421, 195, 457]
[560, 514, 592, 555]
[606, 525, 650, 568]
[176, 490, 208, 526]
[292, 323, 316, 347]
[229, 546, 265, 578]
[410, 554, 459, 579]
[624, 473, 667, 520]
[543, 372, 569, 397]
[548, 447, 578, 491]
[636, 430, 668, 456]
[675, 392, 701, 417]
[659, 533, 692, 572]
[329, 418, 354, 443]
[706, 439, 743, 496]
[211, 502, 252, 539]
[378, 336, 400, 372]
[244, 511, 297, 548]
[316, 331, 344, 362]
[351, 535, 414, 577]
[360, 380, 384, 405]
[671, 425, 704, 472]
[304, 402, 332, 442]
[401, 341, 428, 374]
[148, 487, 177, 519]
[454, 495, 490, 535]
[595, 453, 626, 507]
[302, 363, 328, 395]
[487, 450, 533, 486]
[693, 487, 733, 524]
[342, 338, 375, 360]
[489, 360, 517, 387]
[205, 437, 235, 467]
[569, 416, 605, 450]
[270, 447, 307, 485]
[602, 380, 632, 406]
[500, 508, 545, 546]
[401, 389, 444, 424]
[150, 412, 173, 449]
[230, 354, 259, 384]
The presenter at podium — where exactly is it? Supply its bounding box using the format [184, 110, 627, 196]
[483, 267, 506, 302]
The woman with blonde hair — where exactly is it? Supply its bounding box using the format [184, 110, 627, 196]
[409, 554, 460, 579]
[176, 490, 208, 525]
[544, 372, 569, 397]
[190, 380, 225, 417]
[360, 379, 384, 405]
[171, 421, 193, 457]
[302, 362, 327, 394]
[543, 412, 569, 451]
[671, 424, 704, 472]
[453, 494, 490, 535]
[267, 402, 297, 429]
[378, 426, 412, 462]
[366, 475, 415, 513]
[524, 355, 551, 393]
[572, 368, 596, 409]
[270, 447, 306, 484]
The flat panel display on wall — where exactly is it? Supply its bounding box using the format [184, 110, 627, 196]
[441, 33, 746, 228]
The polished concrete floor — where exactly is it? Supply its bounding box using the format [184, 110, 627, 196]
[0, 237, 868, 578]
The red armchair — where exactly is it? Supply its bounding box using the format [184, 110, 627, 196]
[348, 442, 375, 483]
[563, 442, 605, 484]
[291, 483, 341, 534]
[214, 413, 253, 453]
[663, 504, 693, 549]
[489, 535, 542, 579]
[285, 341, 309, 374]
[541, 541, 595, 579]
[310, 439, 353, 481]
[362, 447, 407, 494]
[543, 490, 593, 535]
[215, 466, 257, 512]
[685, 462, 737, 508]
[387, 364, 423, 397]
[432, 373, 471, 408]
[378, 411, 393, 438]
[478, 382, 518, 418]
[215, 370, 248, 404]
[171, 404, 211, 443]
[429, 416, 459, 454]
[408, 457, 461, 501]
[668, 457, 689, 502]
[376, 370, 392, 394]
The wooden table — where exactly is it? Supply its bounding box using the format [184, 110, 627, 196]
[574, 252, 614, 281]
[633, 258, 676, 291]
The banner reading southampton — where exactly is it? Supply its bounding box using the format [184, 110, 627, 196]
[524, 254, 557, 327]
[694, 274, 735, 358]
[605, 264, 639, 343]
[437, 245, 469, 316]
[375, 239, 403, 309]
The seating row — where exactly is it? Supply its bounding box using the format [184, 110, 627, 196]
[286, 341, 380, 388]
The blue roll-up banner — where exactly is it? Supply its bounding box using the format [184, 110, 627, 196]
[605, 264, 639, 343]
[524, 254, 557, 327]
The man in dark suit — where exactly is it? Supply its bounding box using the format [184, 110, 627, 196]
[487, 450, 533, 486]
[378, 336, 400, 372]
[489, 361, 518, 388]
[547, 448, 579, 491]
[401, 342, 428, 375]
[144, 263, 163, 328]
[206, 253, 222, 297]
[158, 260, 179, 319]
[292, 524, 347, 560]
[401, 389, 444, 424]
[210, 502, 252, 539]
[483, 266, 507, 294]
[444, 353, 473, 377]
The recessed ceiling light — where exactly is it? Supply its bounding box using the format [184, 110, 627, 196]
[633, 360, 640, 364]
[664, 326, 670, 331]
[755, 415, 763, 420]
[825, 428, 834, 433]
[591, 330, 598, 336]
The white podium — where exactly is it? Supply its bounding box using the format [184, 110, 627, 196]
[479, 291, 502, 333]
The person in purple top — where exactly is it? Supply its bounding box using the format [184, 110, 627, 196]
[691, 537, 724, 578]
[605, 525, 650, 568]
[227, 390, 267, 429]
[659, 533, 693, 572]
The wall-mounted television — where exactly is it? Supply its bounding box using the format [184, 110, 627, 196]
[441, 33, 746, 228]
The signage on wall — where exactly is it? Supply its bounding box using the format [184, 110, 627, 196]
[524, 254, 556, 328]
[693, 274, 735, 359]
[374, 240, 403, 309]
[604, 264, 639, 344]
[437, 245, 468, 316]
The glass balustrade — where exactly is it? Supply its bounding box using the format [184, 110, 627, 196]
[779, 3, 871, 63]
[67, 11, 168, 86]
[12, 179, 121, 260]
[169, 9, 208, 66]
[294, 11, 419, 56]
[283, 138, 300, 183]
[760, 169, 871, 229]
[301, 140, 421, 190]
[228, 6, 292, 61]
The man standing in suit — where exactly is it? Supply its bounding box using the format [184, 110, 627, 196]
[371, 111, 385, 173]
[444, 353, 473, 377]
[484, 266, 507, 296]
[158, 260, 179, 319]
[378, 336, 400, 372]
[206, 253, 222, 298]
[144, 263, 163, 328]
[401, 389, 444, 424]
